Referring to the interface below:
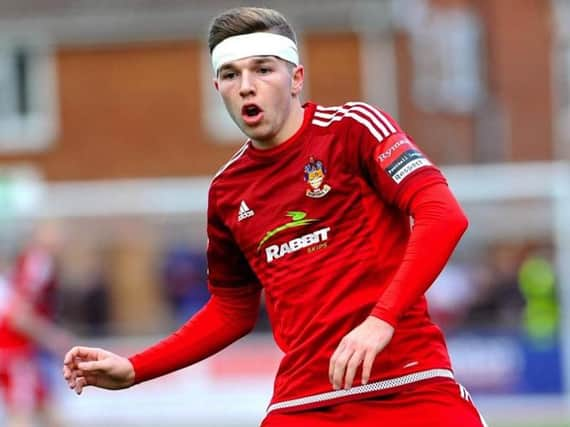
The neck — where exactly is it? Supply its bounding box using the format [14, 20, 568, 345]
[251, 101, 305, 150]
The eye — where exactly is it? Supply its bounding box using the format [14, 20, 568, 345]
[258, 66, 272, 74]
[220, 70, 237, 80]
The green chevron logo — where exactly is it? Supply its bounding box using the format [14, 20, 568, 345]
[257, 211, 319, 251]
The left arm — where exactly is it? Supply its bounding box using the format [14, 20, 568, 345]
[329, 181, 468, 389]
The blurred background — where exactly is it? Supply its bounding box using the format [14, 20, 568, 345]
[0, 0, 568, 426]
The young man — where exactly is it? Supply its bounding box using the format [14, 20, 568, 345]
[1, 221, 70, 427]
[63, 7, 487, 426]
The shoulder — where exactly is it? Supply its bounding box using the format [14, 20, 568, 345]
[311, 101, 400, 142]
[208, 141, 252, 214]
[211, 141, 250, 187]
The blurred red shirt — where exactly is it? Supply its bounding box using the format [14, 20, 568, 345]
[0, 246, 57, 351]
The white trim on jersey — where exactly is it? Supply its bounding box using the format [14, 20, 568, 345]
[312, 103, 398, 142]
[212, 141, 249, 180]
[315, 103, 397, 137]
[314, 105, 391, 137]
[314, 109, 385, 142]
[459, 383, 469, 401]
[266, 368, 454, 413]
[458, 383, 489, 427]
[345, 102, 397, 133]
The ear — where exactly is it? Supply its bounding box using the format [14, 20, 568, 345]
[213, 78, 219, 91]
[291, 65, 304, 97]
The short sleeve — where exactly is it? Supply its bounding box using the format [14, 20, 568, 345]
[348, 103, 447, 210]
[207, 185, 261, 296]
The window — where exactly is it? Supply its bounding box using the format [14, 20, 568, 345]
[395, 0, 484, 114]
[0, 38, 58, 152]
[359, 33, 399, 120]
[200, 48, 243, 143]
[553, 0, 570, 154]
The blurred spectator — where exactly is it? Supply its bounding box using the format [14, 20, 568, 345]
[161, 244, 209, 323]
[79, 271, 110, 336]
[518, 250, 559, 344]
[467, 243, 526, 330]
[60, 245, 110, 337]
[0, 220, 72, 427]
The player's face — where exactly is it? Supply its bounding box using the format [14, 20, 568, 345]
[214, 56, 304, 148]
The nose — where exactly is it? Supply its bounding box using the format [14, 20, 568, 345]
[239, 71, 255, 98]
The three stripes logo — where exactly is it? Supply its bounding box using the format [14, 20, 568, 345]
[458, 384, 489, 427]
[312, 102, 431, 185]
[458, 384, 472, 402]
[238, 200, 254, 221]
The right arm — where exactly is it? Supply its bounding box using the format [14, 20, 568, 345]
[63, 183, 262, 394]
[63, 287, 260, 394]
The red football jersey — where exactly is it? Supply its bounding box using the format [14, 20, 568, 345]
[207, 102, 455, 412]
[0, 247, 57, 350]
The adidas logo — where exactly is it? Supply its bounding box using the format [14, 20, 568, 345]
[238, 200, 254, 221]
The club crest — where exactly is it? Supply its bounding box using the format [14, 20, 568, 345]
[304, 156, 331, 198]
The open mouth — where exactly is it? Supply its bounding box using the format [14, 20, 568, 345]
[243, 104, 261, 116]
[241, 104, 264, 125]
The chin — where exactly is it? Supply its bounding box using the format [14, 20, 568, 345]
[245, 128, 270, 141]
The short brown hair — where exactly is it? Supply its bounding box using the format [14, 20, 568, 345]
[208, 7, 297, 53]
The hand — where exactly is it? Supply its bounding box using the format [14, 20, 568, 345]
[62, 346, 135, 395]
[329, 316, 395, 390]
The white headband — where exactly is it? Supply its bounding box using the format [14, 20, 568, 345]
[211, 32, 299, 74]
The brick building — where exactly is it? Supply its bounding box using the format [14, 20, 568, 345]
[0, 0, 559, 181]
[0, 0, 563, 333]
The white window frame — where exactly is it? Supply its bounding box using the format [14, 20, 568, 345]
[200, 47, 244, 143]
[395, 0, 484, 114]
[359, 32, 399, 120]
[0, 35, 58, 153]
[553, 0, 570, 159]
